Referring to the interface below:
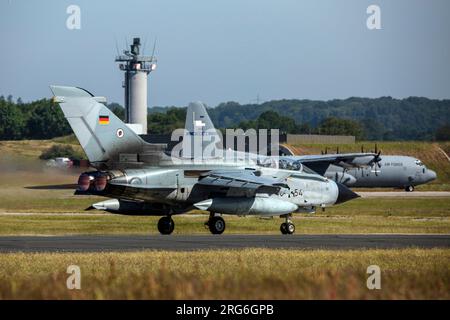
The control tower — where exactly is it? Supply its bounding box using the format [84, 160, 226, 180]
[115, 37, 156, 134]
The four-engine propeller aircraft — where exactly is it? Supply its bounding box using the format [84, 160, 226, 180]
[50, 85, 359, 235]
[322, 159, 436, 192]
[184, 102, 437, 192]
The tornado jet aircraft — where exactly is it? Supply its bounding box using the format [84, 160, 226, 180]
[184, 102, 437, 192]
[50, 85, 359, 235]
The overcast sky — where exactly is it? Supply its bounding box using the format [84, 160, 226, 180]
[0, 0, 449, 107]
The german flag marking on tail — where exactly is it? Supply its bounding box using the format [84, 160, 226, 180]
[99, 115, 109, 125]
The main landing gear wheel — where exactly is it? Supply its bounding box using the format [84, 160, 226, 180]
[280, 214, 295, 235]
[405, 185, 415, 192]
[280, 222, 295, 235]
[208, 216, 226, 235]
[158, 216, 175, 235]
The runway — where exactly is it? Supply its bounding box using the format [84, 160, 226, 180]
[0, 234, 449, 252]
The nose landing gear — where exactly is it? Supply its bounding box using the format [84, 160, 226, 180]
[280, 215, 295, 235]
[405, 185, 415, 192]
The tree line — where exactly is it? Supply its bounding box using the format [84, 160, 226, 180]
[208, 97, 450, 141]
[1, 95, 449, 141]
[0, 96, 71, 140]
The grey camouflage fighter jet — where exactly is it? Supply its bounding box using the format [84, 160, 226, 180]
[50, 85, 359, 235]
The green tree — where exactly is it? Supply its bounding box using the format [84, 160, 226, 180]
[238, 111, 301, 133]
[318, 117, 364, 140]
[107, 103, 125, 121]
[0, 103, 26, 140]
[26, 100, 71, 139]
[147, 107, 186, 134]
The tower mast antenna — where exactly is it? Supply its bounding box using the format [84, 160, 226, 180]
[115, 37, 157, 135]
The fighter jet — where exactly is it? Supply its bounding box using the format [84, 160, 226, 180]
[50, 85, 359, 235]
[184, 102, 437, 192]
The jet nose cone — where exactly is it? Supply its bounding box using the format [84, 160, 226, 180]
[335, 182, 360, 204]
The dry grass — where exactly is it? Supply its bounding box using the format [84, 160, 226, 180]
[0, 214, 449, 235]
[0, 248, 448, 299]
[0, 152, 100, 213]
[0, 137, 83, 158]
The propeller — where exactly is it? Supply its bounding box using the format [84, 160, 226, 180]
[369, 144, 382, 176]
[371, 143, 379, 154]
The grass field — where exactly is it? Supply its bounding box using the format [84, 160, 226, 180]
[0, 136, 83, 158]
[0, 196, 449, 235]
[0, 248, 448, 299]
[1, 213, 449, 235]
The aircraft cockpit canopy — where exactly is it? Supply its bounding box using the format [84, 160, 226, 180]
[415, 159, 427, 168]
[414, 159, 428, 173]
[278, 159, 317, 174]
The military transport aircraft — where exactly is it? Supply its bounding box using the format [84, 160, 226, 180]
[50, 85, 359, 235]
[184, 102, 437, 192]
[321, 160, 436, 192]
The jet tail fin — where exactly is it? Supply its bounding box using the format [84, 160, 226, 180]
[185, 101, 217, 133]
[183, 101, 222, 159]
[50, 85, 145, 165]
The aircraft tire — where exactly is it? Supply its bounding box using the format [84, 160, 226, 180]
[158, 216, 175, 235]
[280, 222, 295, 234]
[405, 185, 415, 192]
[286, 222, 295, 234]
[208, 216, 225, 235]
[280, 223, 288, 234]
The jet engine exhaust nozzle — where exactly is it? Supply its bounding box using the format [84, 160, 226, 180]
[77, 173, 91, 191]
[94, 175, 108, 191]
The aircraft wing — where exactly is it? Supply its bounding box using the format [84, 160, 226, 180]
[196, 170, 289, 196]
[285, 153, 376, 162]
[281, 153, 380, 175]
